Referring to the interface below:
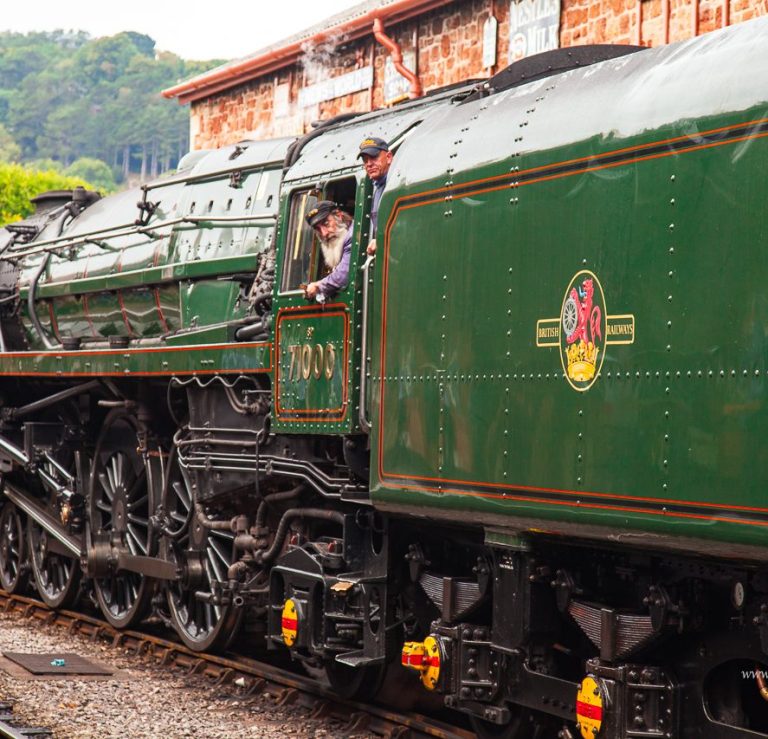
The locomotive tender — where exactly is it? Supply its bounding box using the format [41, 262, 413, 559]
[0, 16, 766, 738]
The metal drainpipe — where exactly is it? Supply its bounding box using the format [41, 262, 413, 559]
[692, 0, 699, 37]
[373, 17, 423, 99]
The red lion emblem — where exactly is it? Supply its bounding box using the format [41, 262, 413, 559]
[565, 278, 602, 346]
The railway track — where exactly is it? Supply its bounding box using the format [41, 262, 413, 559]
[0, 700, 52, 738]
[0, 590, 473, 739]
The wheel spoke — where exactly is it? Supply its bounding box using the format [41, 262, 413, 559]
[127, 474, 146, 503]
[115, 453, 125, 489]
[126, 525, 148, 555]
[205, 547, 225, 583]
[107, 458, 119, 493]
[208, 535, 233, 568]
[172, 480, 192, 511]
[98, 472, 115, 502]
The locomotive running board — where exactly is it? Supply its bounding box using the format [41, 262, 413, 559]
[2, 481, 81, 557]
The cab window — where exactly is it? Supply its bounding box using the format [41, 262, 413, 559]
[280, 189, 318, 292]
[279, 177, 358, 294]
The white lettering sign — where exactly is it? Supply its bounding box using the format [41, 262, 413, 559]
[383, 52, 417, 105]
[508, 0, 561, 62]
[483, 16, 498, 69]
[298, 65, 373, 108]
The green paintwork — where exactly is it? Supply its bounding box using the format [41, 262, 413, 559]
[0, 140, 290, 375]
[0, 341, 270, 377]
[369, 19, 768, 557]
[181, 280, 247, 329]
[271, 91, 471, 435]
[14, 140, 289, 351]
[274, 305, 350, 427]
[270, 178, 366, 435]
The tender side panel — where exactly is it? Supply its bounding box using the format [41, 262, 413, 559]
[371, 90, 768, 551]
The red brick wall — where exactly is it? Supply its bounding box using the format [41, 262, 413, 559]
[189, 0, 767, 150]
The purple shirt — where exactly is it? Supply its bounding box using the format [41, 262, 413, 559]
[371, 174, 387, 237]
[317, 225, 353, 298]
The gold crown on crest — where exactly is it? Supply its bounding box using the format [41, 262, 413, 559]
[566, 340, 599, 382]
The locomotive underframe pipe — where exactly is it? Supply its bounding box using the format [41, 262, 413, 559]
[178, 452, 357, 499]
[27, 253, 56, 350]
[255, 484, 305, 529]
[229, 508, 345, 576]
[12, 380, 102, 419]
[194, 503, 236, 532]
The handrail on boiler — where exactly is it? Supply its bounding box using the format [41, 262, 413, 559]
[358, 254, 376, 434]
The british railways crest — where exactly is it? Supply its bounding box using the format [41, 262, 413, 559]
[536, 270, 635, 392]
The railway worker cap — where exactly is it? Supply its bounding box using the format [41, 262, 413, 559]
[357, 136, 389, 158]
[305, 200, 338, 228]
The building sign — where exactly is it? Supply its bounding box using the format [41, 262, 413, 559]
[482, 16, 498, 69]
[508, 0, 561, 62]
[298, 65, 373, 108]
[383, 51, 416, 105]
[273, 83, 290, 118]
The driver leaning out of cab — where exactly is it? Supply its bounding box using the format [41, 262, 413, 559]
[304, 200, 353, 301]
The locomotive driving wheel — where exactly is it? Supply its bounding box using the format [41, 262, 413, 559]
[28, 451, 83, 609]
[323, 660, 388, 702]
[0, 502, 27, 593]
[163, 449, 242, 651]
[28, 520, 80, 609]
[89, 409, 157, 629]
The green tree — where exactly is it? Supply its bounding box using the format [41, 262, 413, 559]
[0, 29, 222, 179]
[25, 158, 61, 172]
[64, 157, 116, 193]
[0, 123, 20, 163]
[0, 163, 91, 224]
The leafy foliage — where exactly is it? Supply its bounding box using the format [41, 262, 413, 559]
[0, 163, 90, 224]
[64, 158, 117, 193]
[0, 123, 20, 163]
[0, 30, 222, 182]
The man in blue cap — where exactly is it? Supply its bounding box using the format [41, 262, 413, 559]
[357, 137, 393, 255]
[304, 201, 354, 301]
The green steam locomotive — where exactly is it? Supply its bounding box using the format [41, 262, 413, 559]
[0, 15, 767, 739]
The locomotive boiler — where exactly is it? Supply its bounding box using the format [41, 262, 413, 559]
[0, 15, 767, 739]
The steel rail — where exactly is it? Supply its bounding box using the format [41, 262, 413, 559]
[0, 590, 472, 739]
[0, 701, 52, 738]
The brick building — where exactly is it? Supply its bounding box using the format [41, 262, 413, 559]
[162, 0, 767, 150]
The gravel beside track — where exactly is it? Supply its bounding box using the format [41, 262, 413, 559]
[0, 609, 370, 738]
